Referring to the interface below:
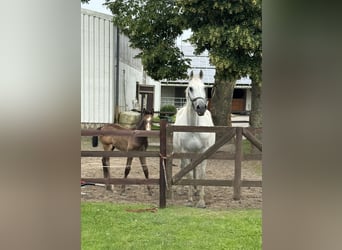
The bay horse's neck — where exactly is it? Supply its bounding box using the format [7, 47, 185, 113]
[134, 117, 145, 130]
[135, 116, 149, 149]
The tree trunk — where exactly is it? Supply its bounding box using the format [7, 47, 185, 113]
[249, 79, 262, 128]
[210, 75, 235, 127]
[249, 79, 262, 154]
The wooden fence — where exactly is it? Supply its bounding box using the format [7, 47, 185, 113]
[81, 120, 262, 208]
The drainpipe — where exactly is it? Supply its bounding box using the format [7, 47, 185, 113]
[114, 26, 120, 122]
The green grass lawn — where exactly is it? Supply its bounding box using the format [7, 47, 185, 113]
[82, 203, 261, 250]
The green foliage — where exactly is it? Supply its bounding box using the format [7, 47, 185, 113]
[105, 0, 190, 81]
[82, 203, 262, 250]
[152, 114, 176, 125]
[177, 0, 262, 82]
[105, 0, 262, 81]
[159, 105, 177, 123]
[160, 104, 177, 116]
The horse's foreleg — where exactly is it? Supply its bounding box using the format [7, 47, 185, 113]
[180, 159, 194, 207]
[186, 170, 194, 206]
[191, 159, 198, 195]
[139, 156, 153, 196]
[195, 161, 206, 208]
[121, 157, 132, 195]
[181, 158, 194, 206]
[101, 144, 114, 191]
[124, 157, 132, 178]
[102, 157, 112, 191]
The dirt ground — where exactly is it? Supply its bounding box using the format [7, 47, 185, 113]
[81, 138, 262, 210]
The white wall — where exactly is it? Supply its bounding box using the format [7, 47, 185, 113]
[119, 65, 143, 111]
[145, 76, 161, 112]
[81, 9, 116, 124]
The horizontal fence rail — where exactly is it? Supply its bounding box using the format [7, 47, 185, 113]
[82, 178, 160, 185]
[81, 151, 160, 158]
[170, 125, 230, 133]
[176, 179, 262, 187]
[81, 129, 160, 137]
[172, 152, 262, 161]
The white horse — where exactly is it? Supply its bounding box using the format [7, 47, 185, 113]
[173, 70, 215, 208]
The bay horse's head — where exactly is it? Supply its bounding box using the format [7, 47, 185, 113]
[187, 70, 207, 116]
[138, 108, 154, 131]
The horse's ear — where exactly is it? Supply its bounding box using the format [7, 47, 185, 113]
[199, 70, 203, 79]
[189, 70, 194, 80]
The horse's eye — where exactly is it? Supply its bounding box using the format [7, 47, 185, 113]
[189, 87, 193, 92]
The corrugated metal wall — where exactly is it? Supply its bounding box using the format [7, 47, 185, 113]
[81, 9, 161, 127]
[81, 9, 116, 124]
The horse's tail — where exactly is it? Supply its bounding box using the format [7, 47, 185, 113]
[92, 127, 101, 147]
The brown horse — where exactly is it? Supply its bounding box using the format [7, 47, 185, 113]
[92, 109, 154, 195]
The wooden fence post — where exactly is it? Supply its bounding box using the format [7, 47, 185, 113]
[159, 119, 167, 208]
[233, 127, 242, 200]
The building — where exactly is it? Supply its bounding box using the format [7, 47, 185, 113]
[81, 9, 160, 127]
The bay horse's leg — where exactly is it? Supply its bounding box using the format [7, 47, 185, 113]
[120, 157, 133, 196]
[102, 144, 113, 191]
[139, 156, 153, 195]
[195, 161, 206, 208]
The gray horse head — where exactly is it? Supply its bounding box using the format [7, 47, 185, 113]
[187, 70, 207, 116]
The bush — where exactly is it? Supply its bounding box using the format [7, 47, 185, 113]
[159, 105, 177, 117]
[159, 105, 177, 123]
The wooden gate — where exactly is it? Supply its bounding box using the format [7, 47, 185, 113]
[165, 126, 262, 200]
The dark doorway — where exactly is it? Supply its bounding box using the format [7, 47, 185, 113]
[138, 84, 155, 112]
[232, 89, 246, 113]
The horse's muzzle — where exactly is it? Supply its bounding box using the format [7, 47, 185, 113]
[195, 102, 207, 116]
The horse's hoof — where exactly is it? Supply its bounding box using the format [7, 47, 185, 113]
[120, 190, 126, 196]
